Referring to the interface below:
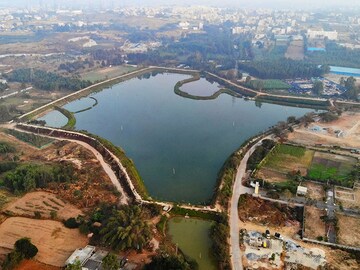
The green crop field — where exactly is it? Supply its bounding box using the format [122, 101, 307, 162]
[308, 152, 357, 187]
[250, 79, 290, 90]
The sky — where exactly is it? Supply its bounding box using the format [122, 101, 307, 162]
[0, 0, 358, 9]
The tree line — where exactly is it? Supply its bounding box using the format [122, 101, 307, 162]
[5, 68, 92, 91]
[238, 59, 328, 79]
[1, 163, 75, 194]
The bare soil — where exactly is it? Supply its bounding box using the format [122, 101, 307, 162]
[287, 111, 360, 148]
[4, 191, 83, 220]
[304, 182, 325, 201]
[0, 217, 88, 267]
[335, 186, 360, 209]
[336, 214, 360, 247]
[238, 194, 300, 227]
[304, 206, 326, 240]
[15, 260, 60, 270]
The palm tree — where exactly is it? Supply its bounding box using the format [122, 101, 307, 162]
[100, 205, 152, 251]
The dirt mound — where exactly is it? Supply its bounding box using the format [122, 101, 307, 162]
[238, 194, 299, 227]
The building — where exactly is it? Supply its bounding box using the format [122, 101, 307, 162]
[65, 245, 96, 266]
[307, 29, 338, 40]
[296, 186, 308, 196]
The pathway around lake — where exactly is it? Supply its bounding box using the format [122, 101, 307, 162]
[229, 139, 264, 270]
[10, 123, 220, 214]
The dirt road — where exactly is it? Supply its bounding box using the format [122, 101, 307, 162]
[229, 141, 260, 270]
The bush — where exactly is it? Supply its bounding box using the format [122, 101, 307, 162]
[14, 238, 38, 259]
[34, 211, 41, 219]
[64, 217, 80, 228]
[50, 210, 57, 219]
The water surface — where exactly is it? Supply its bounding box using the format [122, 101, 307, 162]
[40, 73, 314, 203]
[181, 78, 221, 97]
[168, 217, 216, 270]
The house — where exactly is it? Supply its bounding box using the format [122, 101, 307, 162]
[296, 186, 308, 196]
[65, 245, 96, 266]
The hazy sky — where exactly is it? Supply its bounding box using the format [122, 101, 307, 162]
[0, 0, 359, 9]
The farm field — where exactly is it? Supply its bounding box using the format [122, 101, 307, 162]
[249, 79, 290, 90]
[0, 217, 88, 266]
[308, 152, 356, 187]
[257, 143, 356, 188]
[80, 65, 137, 82]
[336, 214, 360, 247]
[4, 191, 83, 220]
[304, 206, 326, 240]
[257, 144, 314, 183]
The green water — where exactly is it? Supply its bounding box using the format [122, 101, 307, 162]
[168, 217, 216, 270]
[40, 73, 314, 204]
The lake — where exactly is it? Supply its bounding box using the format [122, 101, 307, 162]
[168, 217, 216, 270]
[40, 73, 314, 203]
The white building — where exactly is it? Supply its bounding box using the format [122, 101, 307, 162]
[307, 29, 338, 40]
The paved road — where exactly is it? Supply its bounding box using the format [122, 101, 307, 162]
[229, 140, 261, 270]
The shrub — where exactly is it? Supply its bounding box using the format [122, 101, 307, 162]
[64, 217, 80, 228]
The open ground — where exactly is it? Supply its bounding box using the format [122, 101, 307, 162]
[287, 111, 360, 148]
[304, 206, 326, 240]
[4, 191, 83, 221]
[335, 184, 360, 209]
[336, 214, 360, 247]
[0, 217, 88, 266]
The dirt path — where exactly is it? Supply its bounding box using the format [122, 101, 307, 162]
[229, 140, 262, 270]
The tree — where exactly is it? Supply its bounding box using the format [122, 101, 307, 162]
[102, 253, 120, 270]
[287, 116, 296, 124]
[14, 238, 38, 259]
[313, 80, 324, 95]
[144, 254, 194, 270]
[66, 260, 82, 270]
[100, 205, 152, 251]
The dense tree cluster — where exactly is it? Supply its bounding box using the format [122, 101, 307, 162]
[238, 59, 326, 79]
[341, 76, 360, 100]
[144, 254, 197, 270]
[210, 214, 231, 270]
[0, 105, 13, 122]
[307, 43, 360, 68]
[2, 238, 38, 270]
[58, 59, 94, 73]
[0, 82, 8, 92]
[247, 139, 276, 171]
[100, 205, 152, 251]
[90, 49, 125, 66]
[0, 141, 16, 154]
[5, 68, 91, 91]
[1, 163, 75, 193]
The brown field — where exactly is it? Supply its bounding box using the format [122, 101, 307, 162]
[285, 40, 304, 60]
[4, 191, 83, 220]
[304, 182, 325, 201]
[0, 217, 88, 267]
[336, 214, 360, 247]
[304, 206, 326, 240]
[288, 111, 360, 148]
[15, 260, 60, 270]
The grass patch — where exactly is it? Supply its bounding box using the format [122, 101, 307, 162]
[170, 205, 220, 221]
[249, 79, 290, 90]
[156, 215, 167, 235]
[54, 106, 76, 130]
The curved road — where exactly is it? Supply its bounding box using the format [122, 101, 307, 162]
[229, 140, 263, 270]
